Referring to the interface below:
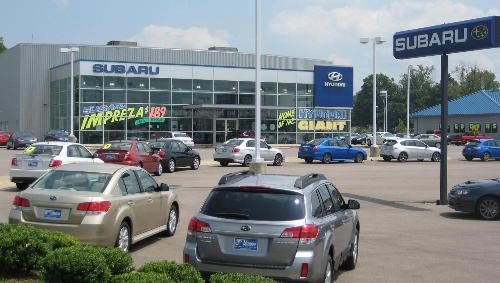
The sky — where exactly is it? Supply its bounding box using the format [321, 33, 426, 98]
[1, 0, 500, 92]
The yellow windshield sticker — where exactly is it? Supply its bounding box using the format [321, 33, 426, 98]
[24, 146, 36, 154]
[103, 144, 112, 149]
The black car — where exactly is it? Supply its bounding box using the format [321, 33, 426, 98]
[150, 139, 201, 173]
[351, 133, 367, 145]
[44, 130, 69, 142]
[448, 178, 500, 220]
[6, 131, 37, 149]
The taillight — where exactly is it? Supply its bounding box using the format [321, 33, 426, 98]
[300, 263, 309, 278]
[13, 196, 30, 207]
[49, 159, 62, 167]
[124, 152, 131, 161]
[312, 146, 320, 151]
[188, 217, 212, 234]
[11, 158, 17, 166]
[280, 224, 319, 244]
[77, 201, 111, 212]
[232, 147, 241, 153]
[159, 149, 166, 158]
[183, 254, 190, 264]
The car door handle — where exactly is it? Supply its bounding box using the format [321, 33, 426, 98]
[147, 197, 153, 203]
[127, 200, 135, 206]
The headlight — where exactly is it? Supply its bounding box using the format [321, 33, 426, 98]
[456, 188, 471, 196]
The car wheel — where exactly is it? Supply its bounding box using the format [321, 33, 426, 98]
[154, 162, 163, 176]
[383, 156, 391, 162]
[115, 222, 131, 252]
[431, 152, 441, 162]
[435, 142, 441, 149]
[476, 197, 500, 220]
[191, 156, 200, 170]
[6, 143, 10, 150]
[15, 183, 29, 190]
[165, 206, 178, 236]
[323, 253, 334, 283]
[323, 153, 332, 164]
[305, 158, 313, 164]
[398, 152, 408, 162]
[481, 152, 491, 162]
[354, 153, 363, 163]
[465, 156, 473, 161]
[219, 161, 229, 167]
[166, 159, 176, 173]
[243, 155, 252, 167]
[343, 228, 359, 270]
[273, 154, 283, 166]
[367, 139, 372, 147]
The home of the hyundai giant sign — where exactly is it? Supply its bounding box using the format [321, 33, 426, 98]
[0, 42, 354, 144]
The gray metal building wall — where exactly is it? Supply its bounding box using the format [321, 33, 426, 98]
[414, 114, 500, 139]
[0, 43, 332, 138]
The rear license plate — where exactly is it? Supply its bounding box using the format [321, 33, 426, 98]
[106, 154, 116, 160]
[234, 238, 258, 251]
[28, 160, 38, 167]
[221, 148, 227, 153]
[44, 209, 62, 219]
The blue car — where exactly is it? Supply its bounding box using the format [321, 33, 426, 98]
[298, 138, 367, 164]
[462, 139, 500, 161]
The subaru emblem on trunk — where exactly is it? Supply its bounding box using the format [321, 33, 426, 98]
[240, 225, 251, 232]
[49, 196, 57, 201]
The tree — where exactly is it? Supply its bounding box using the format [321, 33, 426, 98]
[0, 37, 6, 54]
[452, 63, 500, 96]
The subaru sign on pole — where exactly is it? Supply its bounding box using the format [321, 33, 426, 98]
[314, 65, 353, 108]
[393, 16, 500, 206]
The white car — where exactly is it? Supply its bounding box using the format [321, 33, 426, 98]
[160, 132, 194, 147]
[9, 142, 103, 190]
[213, 138, 284, 166]
[380, 138, 441, 162]
[366, 132, 396, 146]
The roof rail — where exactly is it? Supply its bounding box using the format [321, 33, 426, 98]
[294, 173, 327, 189]
[218, 170, 255, 185]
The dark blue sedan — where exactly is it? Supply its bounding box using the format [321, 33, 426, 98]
[298, 138, 367, 164]
[462, 139, 500, 161]
[449, 178, 500, 220]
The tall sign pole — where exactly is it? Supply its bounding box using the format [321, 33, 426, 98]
[440, 54, 448, 204]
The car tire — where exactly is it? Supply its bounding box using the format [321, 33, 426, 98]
[6, 144, 10, 150]
[367, 139, 372, 147]
[476, 196, 500, 220]
[154, 162, 163, 176]
[115, 222, 131, 252]
[305, 158, 313, 164]
[431, 152, 441, 162]
[15, 183, 29, 191]
[465, 156, 473, 161]
[323, 253, 334, 283]
[343, 228, 359, 270]
[435, 142, 441, 149]
[219, 161, 229, 167]
[191, 156, 200, 170]
[242, 155, 252, 167]
[481, 152, 491, 162]
[273, 154, 283, 166]
[398, 152, 408, 162]
[323, 153, 332, 164]
[166, 159, 176, 173]
[382, 156, 391, 162]
[165, 206, 178, 236]
[354, 153, 363, 163]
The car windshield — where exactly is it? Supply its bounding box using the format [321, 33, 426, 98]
[173, 133, 188, 138]
[25, 145, 62, 155]
[150, 141, 171, 149]
[18, 132, 34, 137]
[225, 139, 243, 147]
[383, 140, 398, 146]
[32, 170, 111, 193]
[307, 139, 324, 146]
[466, 141, 481, 146]
[103, 142, 132, 150]
[202, 189, 305, 221]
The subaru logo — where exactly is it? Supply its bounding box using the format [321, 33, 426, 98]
[471, 24, 488, 40]
[328, 72, 343, 82]
[49, 196, 57, 201]
[240, 225, 251, 232]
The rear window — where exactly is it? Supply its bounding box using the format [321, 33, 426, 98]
[224, 139, 243, 147]
[150, 141, 171, 149]
[383, 140, 397, 146]
[201, 189, 305, 221]
[173, 133, 188, 138]
[308, 139, 324, 146]
[18, 132, 34, 137]
[25, 145, 62, 155]
[103, 142, 132, 150]
[466, 140, 480, 146]
[32, 171, 111, 193]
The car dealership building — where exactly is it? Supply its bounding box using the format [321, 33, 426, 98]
[0, 42, 353, 144]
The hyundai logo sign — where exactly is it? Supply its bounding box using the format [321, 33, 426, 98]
[328, 72, 343, 82]
[240, 225, 251, 232]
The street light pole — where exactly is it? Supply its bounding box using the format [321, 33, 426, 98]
[379, 90, 388, 132]
[60, 47, 79, 141]
[407, 65, 413, 137]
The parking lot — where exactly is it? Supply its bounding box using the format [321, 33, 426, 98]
[0, 145, 499, 283]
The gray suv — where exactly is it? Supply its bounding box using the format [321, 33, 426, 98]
[183, 171, 360, 282]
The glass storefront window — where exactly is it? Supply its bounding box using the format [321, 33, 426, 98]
[261, 120, 277, 132]
[171, 106, 191, 117]
[278, 83, 296, 94]
[262, 110, 277, 119]
[193, 92, 213, 104]
[149, 118, 170, 132]
[297, 84, 313, 95]
[193, 109, 212, 118]
[194, 118, 213, 131]
[79, 103, 102, 116]
[151, 78, 171, 90]
[81, 89, 103, 102]
[297, 96, 313, 107]
[104, 119, 125, 131]
[239, 94, 254, 105]
[262, 133, 277, 144]
[216, 110, 238, 118]
[81, 131, 103, 144]
[262, 95, 277, 106]
[127, 77, 149, 89]
[172, 79, 192, 91]
[150, 91, 171, 104]
[215, 93, 237, 104]
[193, 79, 213, 92]
[239, 110, 254, 118]
[278, 95, 296, 107]
[127, 91, 149, 104]
[261, 82, 277, 94]
[297, 133, 314, 144]
[81, 76, 103, 89]
[171, 118, 192, 131]
[104, 90, 126, 103]
[239, 81, 255, 93]
[127, 118, 149, 131]
[278, 133, 295, 144]
[214, 80, 237, 92]
[104, 131, 125, 142]
[278, 120, 296, 132]
[172, 92, 192, 104]
[127, 131, 149, 140]
[193, 132, 213, 144]
[104, 77, 125, 89]
[239, 119, 255, 131]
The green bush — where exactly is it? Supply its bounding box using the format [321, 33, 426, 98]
[40, 229, 81, 250]
[112, 272, 175, 283]
[209, 273, 278, 283]
[88, 246, 133, 275]
[139, 260, 203, 283]
[41, 246, 111, 283]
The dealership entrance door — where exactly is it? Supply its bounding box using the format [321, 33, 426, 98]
[215, 119, 238, 143]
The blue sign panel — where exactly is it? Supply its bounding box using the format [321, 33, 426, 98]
[394, 16, 500, 59]
[314, 65, 353, 108]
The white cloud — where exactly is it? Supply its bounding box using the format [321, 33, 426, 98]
[128, 25, 230, 50]
[327, 53, 352, 66]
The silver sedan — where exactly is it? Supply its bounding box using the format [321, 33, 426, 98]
[380, 138, 441, 162]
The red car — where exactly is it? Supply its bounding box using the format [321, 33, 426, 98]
[95, 140, 164, 175]
[0, 131, 13, 146]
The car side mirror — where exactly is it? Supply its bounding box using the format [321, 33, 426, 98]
[159, 183, 170, 192]
[348, 199, 360, 210]
[267, 145, 272, 149]
[92, 152, 99, 159]
[348, 144, 352, 148]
